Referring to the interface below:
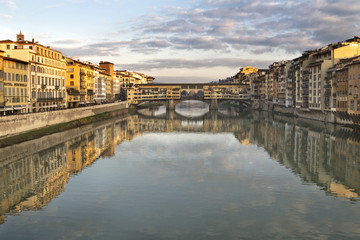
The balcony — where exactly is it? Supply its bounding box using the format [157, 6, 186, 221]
[302, 70, 311, 75]
[37, 98, 63, 102]
[80, 90, 87, 95]
[67, 89, 80, 95]
[354, 94, 358, 99]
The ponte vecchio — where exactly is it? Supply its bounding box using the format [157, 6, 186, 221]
[127, 83, 251, 109]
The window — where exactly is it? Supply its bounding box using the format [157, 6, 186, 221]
[350, 100, 355, 110]
[358, 100, 360, 111]
[70, 74, 74, 79]
[70, 81, 74, 86]
[6, 45, 10, 49]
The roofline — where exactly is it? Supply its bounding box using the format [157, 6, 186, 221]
[3, 56, 29, 64]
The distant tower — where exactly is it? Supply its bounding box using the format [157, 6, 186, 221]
[99, 61, 114, 76]
[17, 31, 24, 42]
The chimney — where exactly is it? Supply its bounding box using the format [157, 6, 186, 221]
[32, 38, 34, 43]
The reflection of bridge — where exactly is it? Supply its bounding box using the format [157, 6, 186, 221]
[1, 110, 360, 224]
[127, 83, 252, 109]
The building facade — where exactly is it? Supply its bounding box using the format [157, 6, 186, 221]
[347, 60, 360, 115]
[0, 32, 67, 112]
[1, 54, 29, 114]
[0, 51, 4, 109]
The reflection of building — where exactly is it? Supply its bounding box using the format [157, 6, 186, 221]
[0, 143, 68, 224]
[0, 119, 131, 224]
[1, 110, 360, 224]
[250, 112, 360, 200]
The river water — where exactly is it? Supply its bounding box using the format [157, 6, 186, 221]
[1, 101, 360, 239]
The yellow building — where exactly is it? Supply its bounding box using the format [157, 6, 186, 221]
[1, 54, 29, 114]
[66, 58, 95, 107]
[0, 51, 4, 108]
[0, 32, 67, 112]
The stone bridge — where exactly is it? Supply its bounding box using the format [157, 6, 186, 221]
[127, 83, 252, 109]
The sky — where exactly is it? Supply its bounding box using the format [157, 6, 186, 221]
[1, 0, 360, 83]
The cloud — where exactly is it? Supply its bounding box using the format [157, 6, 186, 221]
[126, 0, 360, 54]
[0, 14, 13, 20]
[47, 0, 360, 76]
[1, 0, 16, 8]
[52, 39, 83, 45]
[118, 58, 272, 71]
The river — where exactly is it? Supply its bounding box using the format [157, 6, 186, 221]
[0, 101, 360, 239]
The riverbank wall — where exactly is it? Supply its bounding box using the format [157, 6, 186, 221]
[0, 101, 128, 139]
[255, 100, 359, 127]
[0, 115, 129, 165]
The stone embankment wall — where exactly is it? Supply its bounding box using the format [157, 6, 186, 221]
[0, 101, 128, 139]
[255, 100, 358, 127]
[0, 116, 127, 165]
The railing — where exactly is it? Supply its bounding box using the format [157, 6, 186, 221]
[67, 90, 80, 95]
[37, 98, 64, 102]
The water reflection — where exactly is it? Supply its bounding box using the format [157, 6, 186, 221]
[175, 100, 209, 118]
[0, 104, 360, 237]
